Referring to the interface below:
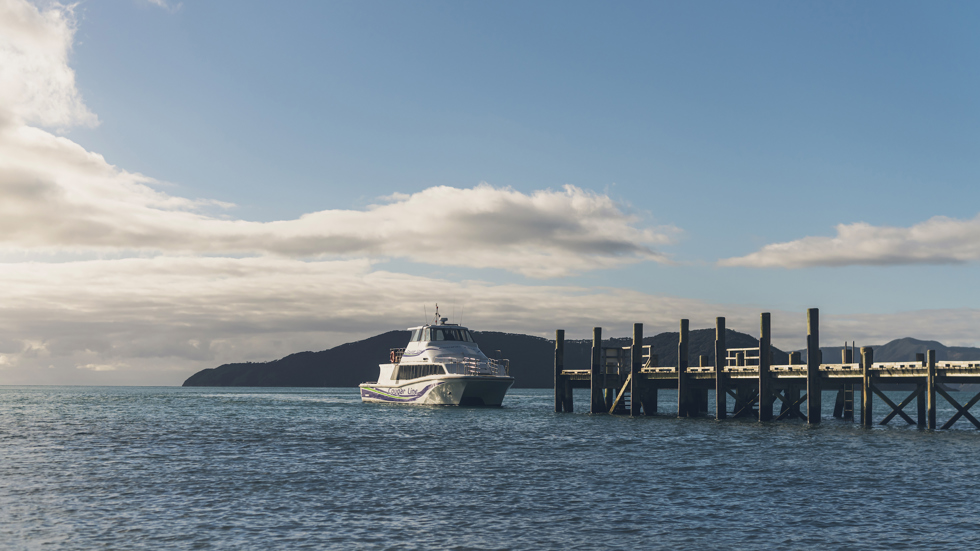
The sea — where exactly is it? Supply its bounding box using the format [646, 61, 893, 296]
[2, 386, 979, 550]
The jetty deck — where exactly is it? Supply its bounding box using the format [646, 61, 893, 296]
[553, 308, 980, 430]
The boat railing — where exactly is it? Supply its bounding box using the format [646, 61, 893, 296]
[389, 348, 405, 363]
[442, 356, 511, 377]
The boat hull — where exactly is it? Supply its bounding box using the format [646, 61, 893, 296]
[359, 375, 514, 406]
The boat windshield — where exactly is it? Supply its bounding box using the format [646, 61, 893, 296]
[423, 327, 474, 342]
[410, 328, 423, 341]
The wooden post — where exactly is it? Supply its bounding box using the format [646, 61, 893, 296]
[834, 348, 851, 418]
[916, 352, 926, 426]
[554, 329, 565, 413]
[677, 319, 691, 417]
[590, 327, 603, 414]
[715, 317, 727, 420]
[758, 313, 772, 421]
[630, 323, 643, 416]
[927, 349, 937, 429]
[861, 347, 874, 427]
[563, 378, 573, 413]
[806, 308, 821, 424]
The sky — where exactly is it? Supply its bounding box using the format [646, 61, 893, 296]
[1, 0, 979, 385]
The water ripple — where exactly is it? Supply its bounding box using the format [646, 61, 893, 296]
[1, 386, 979, 549]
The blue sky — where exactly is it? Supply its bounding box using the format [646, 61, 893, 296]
[1, 0, 979, 384]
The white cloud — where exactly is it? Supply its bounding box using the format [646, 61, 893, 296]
[720, 215, 980, 268]
[0, 0, 97, 128]
[0, 111, 675, 276]
[142, 0, 182, 14]
[0, 1, 675, 280]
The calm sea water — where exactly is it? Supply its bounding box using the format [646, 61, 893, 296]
[2, 386, 979, 550]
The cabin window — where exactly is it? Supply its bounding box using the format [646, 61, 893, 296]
[462, 330, 474, 342]
[396, 364, 446, 380]
[410, 328, 422, 341]
[421, 328, 431, 341]
[433, 328, 470, 341]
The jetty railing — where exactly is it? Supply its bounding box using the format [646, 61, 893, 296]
[553, 308, 980, 430]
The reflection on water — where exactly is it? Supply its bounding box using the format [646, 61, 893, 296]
[1, 386, 979, 549]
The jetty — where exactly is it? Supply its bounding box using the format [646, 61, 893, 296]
[553, 308, 980, 429]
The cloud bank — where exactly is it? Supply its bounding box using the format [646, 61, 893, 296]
[720, 215, 980, 268]
[0, 2, 673, 278]
[2, 255, 977, 385]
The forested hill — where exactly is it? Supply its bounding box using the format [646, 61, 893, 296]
[183, 331, 980, 389]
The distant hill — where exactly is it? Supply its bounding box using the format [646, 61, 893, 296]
[811, 337, 980, 364]
[183, 331, 980, 389]
[183, 328, 788, 388]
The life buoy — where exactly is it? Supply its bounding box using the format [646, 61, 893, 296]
[390, 350, 397, 363]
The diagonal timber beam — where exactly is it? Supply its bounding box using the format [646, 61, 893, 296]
[872, 385, 917, 425]
[609, 373, 632, 415]
[775, 393, 808, 422]
[937, 387, 980, 430]
[733, 390, 759, 419]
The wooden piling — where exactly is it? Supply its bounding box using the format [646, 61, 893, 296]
[677, 319, 691, 417]
[715, 317, 727, 420]
[758, 313, 773, 421]
[590, 327, 603, 414]
[806, 308, 821, 424]
[927, 349, 937, 429]
[554, 329, 565, 413]
[630, 323, 643, 416]
[834, 348, 853, 419]
[916, 353, 926, 426]
[861, 347, 874, 427]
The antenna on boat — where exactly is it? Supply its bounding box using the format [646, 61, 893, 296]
[459, 304, 463, 326]
[423, 305, 427, 325]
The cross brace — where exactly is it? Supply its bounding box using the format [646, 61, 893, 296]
[937, 387, 980, 430]
[774, 393, 808, 422]
[877, 386, 920, 426]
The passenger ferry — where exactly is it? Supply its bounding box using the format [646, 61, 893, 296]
[359, 306, 514, 406]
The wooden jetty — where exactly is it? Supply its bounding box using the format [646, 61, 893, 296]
[554, 308, 980, 429]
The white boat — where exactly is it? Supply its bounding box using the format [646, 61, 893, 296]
[359, 306, 515, 406]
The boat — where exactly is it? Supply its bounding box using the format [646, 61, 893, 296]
[359, 306, 515, 406]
